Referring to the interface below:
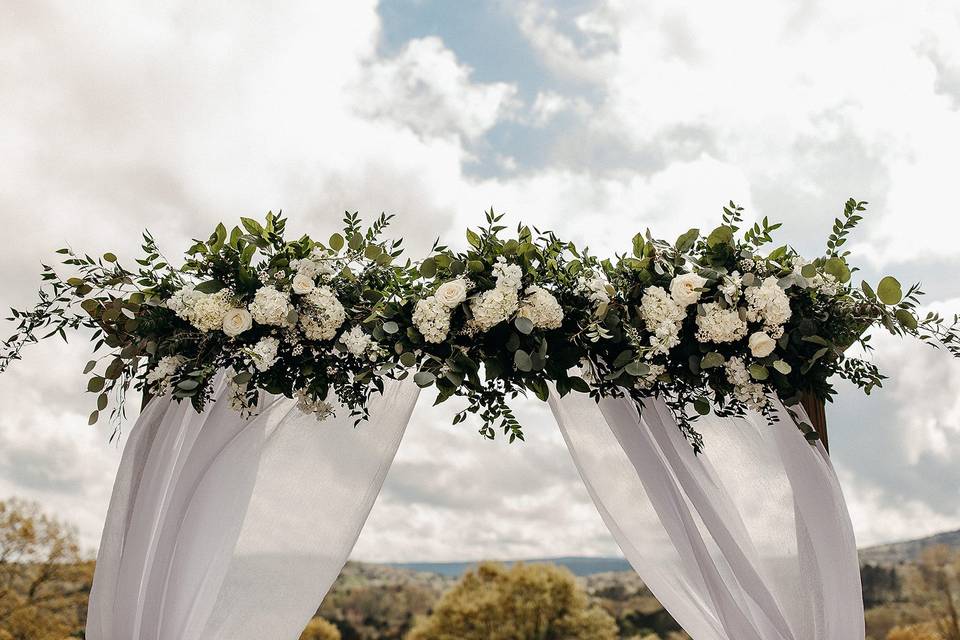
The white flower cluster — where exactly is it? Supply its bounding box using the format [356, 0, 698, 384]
[724, 356, 768, 411]
[576, 273, 611, 307]
[696, 302, 748, 343]
[300, 285, 346, 341]
[469, 258, 524, 332]
[290, 251, 336, 281]
[339, 325, 373, 357]
[412, 278, 471, 343]
[295, 389, 335, 421]
[640, 286, 686, 357]
[249, 286, 294, 327]
[145, 355, 185, 393]
[249, 336, 280, 372]
[167, 287, 234, 333]
[517, 285, 564, 330]
[745, 276, 792, 335]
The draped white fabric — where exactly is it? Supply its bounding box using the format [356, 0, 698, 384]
[548, 392, 864, 640]
[87, 376, 863, 640]
[86, 375, 419, 640]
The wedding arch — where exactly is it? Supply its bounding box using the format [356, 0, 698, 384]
[3, 201, 958, 639]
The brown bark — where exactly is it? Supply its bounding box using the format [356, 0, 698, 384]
[799, 391, 829, 453]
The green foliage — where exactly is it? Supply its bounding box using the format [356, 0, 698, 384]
[3, 199, 960, 450]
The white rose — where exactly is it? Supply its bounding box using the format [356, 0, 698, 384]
[748, 331, 776, 358]
[221, 308, 253, 337]
[434, 279, 468, 308]
[291, 273, 315, 295]
[670, 273, 708, 307]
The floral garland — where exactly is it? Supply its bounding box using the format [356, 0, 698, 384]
[2, 201, 958, 449]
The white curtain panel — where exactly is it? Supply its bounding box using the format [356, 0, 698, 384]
[86, 374, 419, 640]
[549, 392, 864, 640]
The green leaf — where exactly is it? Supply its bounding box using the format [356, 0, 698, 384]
[466, 228, 481, 248]
[693, 398, 711, 415]
[860, 280, 876, 300]
[625, 361, 650, 377]
[514, 350, 533, 372]
[567, 376, 590, 393]
[631, 233, 645, 258]
[748, 364, 769, 380]
[877, 276, 903, 305]
[514, 316, 534, 335]
[613, 350, 634, 368]
[87, 376, 105, 393]
[83, 360, 97, 374]
[176, 379, 200, 391]
[329, 233, 344, 251]
[233, 371, 253, 385]
[103, 252, 117, 263]
[413, 371, 436, 387]
[364, 244, 382, 260]
[399, 351, 417, 368]
[195, 280, 226, 294]
[419, 257, 437, 278]
[675, 228, 699, 253]
[706, 225, 734, 247]
[895, 308, 918, 330]
[700, 352, 725, 369]
[824, 257, 851, 283]
[382, 321, 399, 334]
[97, 393, 109, 411]
[240, 217, 264, 236]
[348, 233, 363, 251]
[800, 263, 817, 278]
[772, 360, 792, 375]
[467, 260, 485, 273]
[88, 410, 99, 426]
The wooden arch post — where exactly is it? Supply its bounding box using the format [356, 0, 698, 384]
[799, 392, 829, 453]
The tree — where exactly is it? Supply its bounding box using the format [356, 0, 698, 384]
[904, 545, 960, 640]
[0, 497, 93, 640]
[887, 624, 942, 640]
[406, 562, 618, 640]
[300, 616, 342, 640]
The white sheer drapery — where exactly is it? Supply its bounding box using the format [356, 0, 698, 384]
[549, 392, 864, 640]
[87, 379, 863, 640]
[86, 375, 419, 640]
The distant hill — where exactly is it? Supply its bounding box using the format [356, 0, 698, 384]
[378, 528, 960, 577]
[385, 556, 633, 577]
[859, 529, 960, 566]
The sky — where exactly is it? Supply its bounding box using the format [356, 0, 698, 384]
[1, 0, 959, 562]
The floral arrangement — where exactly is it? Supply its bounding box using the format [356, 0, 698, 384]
[2, 201, 958, 449]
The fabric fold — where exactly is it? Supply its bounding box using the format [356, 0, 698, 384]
[548, 392, 864, 640]
[86, 376, 419, 640]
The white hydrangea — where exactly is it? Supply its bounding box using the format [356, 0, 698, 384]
[249, 286, 294, 326]
[295, 389, 335, 421]
[413, 296, 452, 343]
[492, 257, 523, 290]
[249, 336, 280, 372]
[745, 276, 792, 330]
[339, 325, 372, 356]
[696, 302, 748, 343]
[517, 285, 564, 329]
[576, 273, 611, 307]
[292, 255, 337, 281]
[145, 355, 186, 393]
[724, 356, 768, 411]
[300, 286, 346, 341]
[167, 286, 232, 333]
[639, 286, 686, 357]
[470, 286, 520, 332]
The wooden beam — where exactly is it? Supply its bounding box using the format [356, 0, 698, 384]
[799, 391, 829, 453]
